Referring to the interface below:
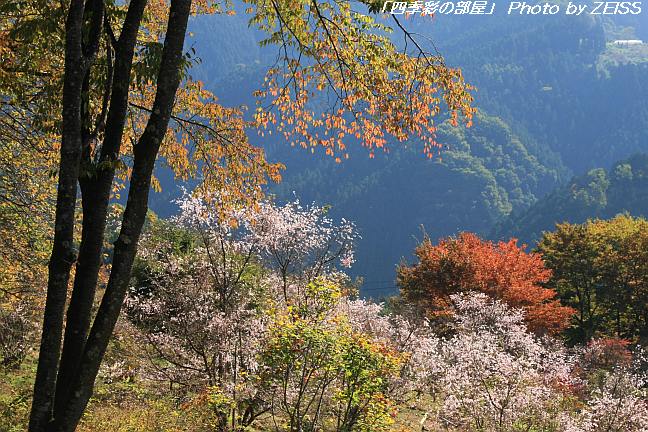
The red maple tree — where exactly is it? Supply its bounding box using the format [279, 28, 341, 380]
[397, 232, 574, 335]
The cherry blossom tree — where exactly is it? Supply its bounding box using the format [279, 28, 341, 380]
[564, 342, 648, 432]
[126, 216, 269, 429]
[126, 194, 361, 430]
[338, 298, 441, 401]
[123, 196, 648, 431]
[249, 199, 359, 301]
[426, 292, 574, 431]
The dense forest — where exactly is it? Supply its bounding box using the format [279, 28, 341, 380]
[2, 1, 648, 431]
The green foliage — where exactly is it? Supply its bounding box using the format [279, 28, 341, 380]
[0, 360, 34, 432]
[497, 153, 648, 245]
[538, 214, 648, 344]
[261, 279, 400, 432]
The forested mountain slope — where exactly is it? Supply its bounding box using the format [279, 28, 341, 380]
[266, 113, 566, 290]
[416, 13, 648, 172]
[146, 10, 648, 293]
[494, 153, 648, 245]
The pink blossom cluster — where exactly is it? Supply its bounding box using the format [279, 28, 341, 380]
[340, 293, 648, 431]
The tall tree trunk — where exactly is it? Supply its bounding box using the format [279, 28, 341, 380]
[48, 1, 192, 430]
[28, 0, 103, 429]
[53, 0, 148, 417]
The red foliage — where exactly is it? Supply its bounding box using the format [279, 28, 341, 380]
[397, 232, 574, 335]
[583, 337, 633, 370]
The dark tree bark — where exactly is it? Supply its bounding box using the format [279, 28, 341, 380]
[29, 0, 192, 430]
[53, 0, 148, 417]
[29, 0, 103, 429]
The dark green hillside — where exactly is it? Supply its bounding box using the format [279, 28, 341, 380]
[493, 153, 648, 245]
[418, 13, 648, 172]
[184, 10, 648, 177]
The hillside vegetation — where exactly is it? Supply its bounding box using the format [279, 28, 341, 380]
[495, 153, 648, 244]
[3, 2, 648, 431]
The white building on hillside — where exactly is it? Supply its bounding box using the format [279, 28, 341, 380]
[612, 40, 644, 47]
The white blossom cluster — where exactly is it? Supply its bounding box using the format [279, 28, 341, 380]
[125, 193, 360, 392]
[0, 301, 34, 367]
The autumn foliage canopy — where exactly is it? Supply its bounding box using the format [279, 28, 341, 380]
[397, 232, 574, 335]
